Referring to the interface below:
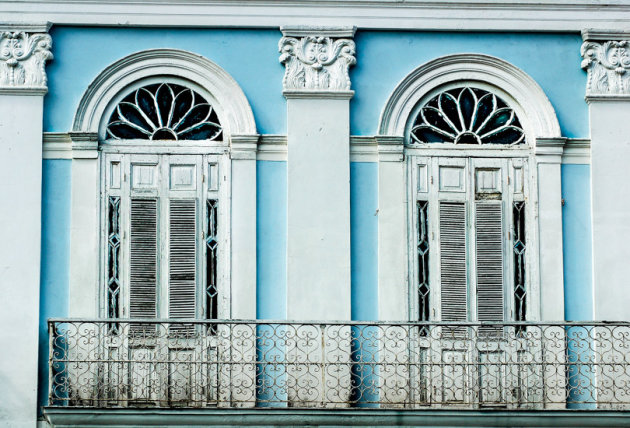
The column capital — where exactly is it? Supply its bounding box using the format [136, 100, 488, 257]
[0, 23, 52, 94]
[581, 29, 630, 100]
[279, 26, 356, 97]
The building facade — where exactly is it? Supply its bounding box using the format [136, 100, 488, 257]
[1, 2, 630, 427]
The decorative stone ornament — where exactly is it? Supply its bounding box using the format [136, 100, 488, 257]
[581, 40, 630, 96]
[279, 30, 356, 92]
[0, 30, 52, 88]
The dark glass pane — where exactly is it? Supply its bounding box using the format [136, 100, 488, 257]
[107, 196, 121, 332]
[106, 83, 222, 141]
[513, 201, 527, 323]
[106, 122, 147, 140]
[155, 83, 174, 128]
[458, 88, 476, 130]
[417, 201, 430, 335]
[206, 200, 219, 333]
[410, 87, 525, 146]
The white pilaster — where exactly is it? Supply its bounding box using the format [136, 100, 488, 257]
[0, 23, 52, 428]
[535, 138, 566, 321]
[280, 27, 356, 321]
[581, 30, 630, 321]
[375, 136, 408, 321]
[230, 134, 259, 319]
[67, 133, 100, 317]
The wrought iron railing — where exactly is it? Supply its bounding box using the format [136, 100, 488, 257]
[48, 319, 630, 409]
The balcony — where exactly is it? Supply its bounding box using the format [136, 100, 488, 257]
[47, 319, 630, 410]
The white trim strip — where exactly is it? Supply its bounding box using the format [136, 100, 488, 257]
[562, 138, 591, 164]
[42, 133, 590, 164]
[5, 2, 630, 31]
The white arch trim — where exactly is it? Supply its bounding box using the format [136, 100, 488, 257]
[73, 48, 257, 138]
[378, 53, 561, 141]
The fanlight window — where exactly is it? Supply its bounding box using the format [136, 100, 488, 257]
[106, 83, 222, 141]
[410, 87, 525, 145]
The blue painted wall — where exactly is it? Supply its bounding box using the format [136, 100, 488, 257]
[562, 164, 593, 321]
[350, 163, 379, 321]
[256, 161, 287, 319]
[44, 27, 286, 135]
[38, 159, 71, 409]
[351, 31, 587, 138]
[41, 28, 592, 320]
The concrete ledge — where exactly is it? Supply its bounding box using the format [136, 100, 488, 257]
[43, 408, 630, 428]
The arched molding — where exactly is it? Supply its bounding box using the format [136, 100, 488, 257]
[378, 54, 561, 143]
[73, 48, 257, 140]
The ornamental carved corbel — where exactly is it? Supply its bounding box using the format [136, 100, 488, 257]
[279, 35, 356, 91]
[581, 40, 630, 96]
[0, 31, 53, 89]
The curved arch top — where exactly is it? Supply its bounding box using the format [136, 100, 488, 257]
[378, 54, 561, 141]
[73, 48, 257, 138]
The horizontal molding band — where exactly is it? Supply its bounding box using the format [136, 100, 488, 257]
[4, 1, 630, 31]
[43, 408, 630, 428]
[42, 132, 591, 163]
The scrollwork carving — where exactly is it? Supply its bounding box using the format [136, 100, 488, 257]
[279, 35, 355, 91]
[0, 31, 53, 88]
[581, 40, 630, 96]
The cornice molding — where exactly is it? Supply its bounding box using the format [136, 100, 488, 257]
[230, 134, 260, 160]
[283, 90, 354, 100]
[41, 132, 590, 164]
[281, 26, 356, 38]
[535, 137, 566, 164]
[582, 29, 630, 42]
[279, 29, 356, 94]
[42, 131, 99, 159]
[0, 87, 47, 95]
[4, 2, 630, 31]
[581, 37, 630, 97]
[375, 135, 404, 162]
[0, 27, 52, 92]
[562, 138, 590, 164]
[0, 22, 51, 33]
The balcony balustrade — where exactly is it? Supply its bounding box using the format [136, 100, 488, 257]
[47, 319, 630, 409]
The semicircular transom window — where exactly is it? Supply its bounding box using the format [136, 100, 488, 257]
[106, 82, 222, 141]
[410, 87, 525, 145]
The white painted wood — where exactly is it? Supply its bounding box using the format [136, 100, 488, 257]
[5, 1, 630, 31]
[589, 100, 630, 321]
[100, 151, 231, 321]
[286, 96, 352, 321]
[439, 201, 468, 322]
[408, 156, 538, 323]
[0, 94, 44, 428]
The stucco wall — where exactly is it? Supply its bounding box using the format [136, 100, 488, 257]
[38, 26, 594, 408]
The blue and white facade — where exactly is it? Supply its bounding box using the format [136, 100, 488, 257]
[1, 3, 630, 427]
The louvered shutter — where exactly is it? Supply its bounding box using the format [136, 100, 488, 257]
[129, 198, 158, 322]
[475, 202, 504, 322]
[439, 202, 467, 322]
[169, 199, 197, 322]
